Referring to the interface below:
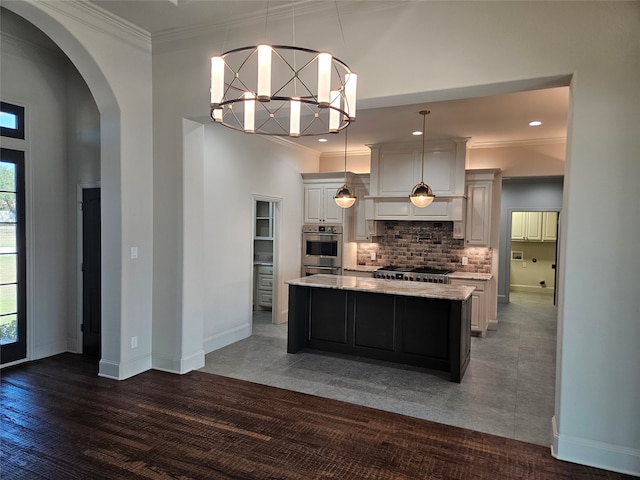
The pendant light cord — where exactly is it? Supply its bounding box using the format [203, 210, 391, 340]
[344, 127, 348, 183]
[264, 1, 270, 42]
[420, 110, 430, 183]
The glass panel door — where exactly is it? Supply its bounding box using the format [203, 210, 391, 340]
[1, 149, 26, 364]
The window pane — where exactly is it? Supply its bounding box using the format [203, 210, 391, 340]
[0, 193, 17, 223]
[0, 314, 18, 344]
[0, 253, 17, 284]
[0, 112, 17, 130]
[0, 225, 16, 254]
[0, 162, 16, 191]
[0, 283, 17, 316]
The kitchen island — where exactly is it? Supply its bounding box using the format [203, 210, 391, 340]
[287, 275, 475, 382]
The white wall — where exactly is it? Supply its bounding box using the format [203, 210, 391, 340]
[4, 1, 154, 380]
[469, 142, 566, 177]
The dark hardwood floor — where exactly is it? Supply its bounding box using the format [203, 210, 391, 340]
[0, 353, 633, 479]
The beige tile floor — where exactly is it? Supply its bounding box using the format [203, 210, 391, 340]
[201, 291, 557, 447]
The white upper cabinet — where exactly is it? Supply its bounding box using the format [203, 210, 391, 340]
[303, 182, 344, 224]
[542, 211, 558, 241]
[511, 211, 557, 242]
[368, 139, 468, 221]
[464, 169, 502, 247]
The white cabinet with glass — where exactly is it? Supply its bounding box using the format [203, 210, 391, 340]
[254, 200, 274, 310]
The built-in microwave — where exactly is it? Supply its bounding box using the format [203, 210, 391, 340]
[301, 224, 342, 274]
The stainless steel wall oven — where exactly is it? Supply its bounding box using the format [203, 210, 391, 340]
[302, 224, 342, 275]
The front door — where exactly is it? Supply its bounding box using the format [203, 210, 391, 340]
[82, 188, 101, 357]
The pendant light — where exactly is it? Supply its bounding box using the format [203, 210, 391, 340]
[334, 127, 356, 209]
[410, 110, 435, 208]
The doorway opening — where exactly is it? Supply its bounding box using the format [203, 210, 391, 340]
[79, 186, 101, 357]
[508, 210, 559, 305]
[251, 196, 281, 326]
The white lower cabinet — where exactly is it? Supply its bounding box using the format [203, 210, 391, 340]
[449, 277, 488, 337]
[255, 265, 273, 309]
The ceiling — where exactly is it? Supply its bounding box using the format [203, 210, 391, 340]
[89, 0, 569, 155]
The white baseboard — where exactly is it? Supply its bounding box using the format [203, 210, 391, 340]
[552, 416, 640, 476]
[510, 284, 554, 294]
[152, 350, 205, 375]
[99, 353, 152, 380]
[203, 323, 251, 354]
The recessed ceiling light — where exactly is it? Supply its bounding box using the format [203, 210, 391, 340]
[529, 120, 542, 127]
[318, 138, 328, 142]
[412, 131, 423, 136]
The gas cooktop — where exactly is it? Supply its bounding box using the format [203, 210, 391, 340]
[374, 266, 451, 283]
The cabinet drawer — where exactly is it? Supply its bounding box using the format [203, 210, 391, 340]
[257, 291, 272, 306]
[257, 265, 273, 275]
[258, 274, 273, 290]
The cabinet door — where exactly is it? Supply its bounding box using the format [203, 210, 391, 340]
[542, 211, 558, 241]
[526, 212, 543, 241]
[304, 185, 324, 223]
[322, 184, 343, 224]
[465, 182, 491, 246]
[511, 212, 526, 240]
[378, 150, 420, 196]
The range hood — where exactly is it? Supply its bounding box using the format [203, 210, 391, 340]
[366, 138, 468, 223]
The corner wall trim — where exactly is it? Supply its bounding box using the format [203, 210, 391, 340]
[98, 354, 152, 380]
[552, 415, 640, 476]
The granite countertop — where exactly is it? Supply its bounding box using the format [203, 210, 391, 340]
[343, 265, 380, 273]
[287, 274, 475, 301]
[448, 272, 493, 281]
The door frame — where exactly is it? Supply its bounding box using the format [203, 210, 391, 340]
[76, 183, 100, 353]
[505, 208, 560, 304]
[0, 148, 27, 365]
[250, 195, 282, 325]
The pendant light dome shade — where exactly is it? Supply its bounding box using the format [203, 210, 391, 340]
[409, 181, 435, 208]
[410, 110, 436, 208]
[335, 185, 356, 208]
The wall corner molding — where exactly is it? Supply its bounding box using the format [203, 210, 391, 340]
[35, 0, 152, 53]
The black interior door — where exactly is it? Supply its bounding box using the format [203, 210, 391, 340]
[82, 188, 101, 357]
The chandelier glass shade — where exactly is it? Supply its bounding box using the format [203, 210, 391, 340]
[409, 110, 436, 208]
[211, 45, 357, 136]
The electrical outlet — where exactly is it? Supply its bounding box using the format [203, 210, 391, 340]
[461, 256, 468, 266]
[131, 336, 138, 349]
[370, 252, 376, 261]
[522, 261, 527, 268]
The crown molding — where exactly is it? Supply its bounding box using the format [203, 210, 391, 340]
[152, 0, 400, 51]
[35, 0, 151, 53]
[469, 137, 566, 149]
[321, 149, 371, 158]
[265, 135, 321, 156]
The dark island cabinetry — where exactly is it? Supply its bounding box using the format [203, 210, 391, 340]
[287, 282, 471, 382]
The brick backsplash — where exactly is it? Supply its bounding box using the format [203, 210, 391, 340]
[356, 221, 492, 273]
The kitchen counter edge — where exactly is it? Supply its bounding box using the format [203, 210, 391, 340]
[287, 274, 475, 301]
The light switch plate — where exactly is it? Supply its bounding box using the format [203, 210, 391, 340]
[131, 247, 138, 259]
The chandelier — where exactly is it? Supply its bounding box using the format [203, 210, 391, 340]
[210, 45, 357, 136]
